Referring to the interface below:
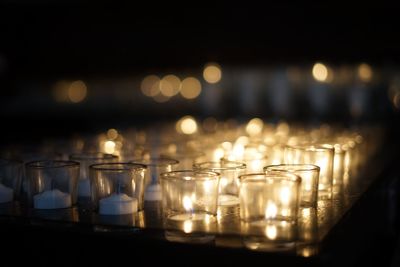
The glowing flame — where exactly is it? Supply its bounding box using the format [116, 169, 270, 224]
[183, 196, 193, 211]
[104, 140, 116, 154]
[280, 187, 291, 205]
[265, 201, 277, 219]
[183, 220, 193, 233]
[265, 224, 277, 240]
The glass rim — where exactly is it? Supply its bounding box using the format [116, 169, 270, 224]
[26, 160, 79, 169]
[264, 164, 320, 173]
[193, 160, 246, 171]
[239, 172, 301, 183]
[69, 152, 118, 160]
[160, 170, 220, 181]
[130, 157, 179, 167]
[90, 162, 147, 171]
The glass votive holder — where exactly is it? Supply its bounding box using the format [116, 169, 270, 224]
[264, 164, 320, 208]
[160, 170, 219, 232]
[284, 144, 334, 199]
[90, 163, 146, 215]
[130, 158, 179, 201]
[25, 160, 79, 209]
[239, 172, 301, 223]
[69, 152, 118, 200]
[193, 160, 246, 206]
[0, 158, 23, 205]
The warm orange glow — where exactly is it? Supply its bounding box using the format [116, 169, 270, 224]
[176, 116, 198, 134]
[53, 80, 69, 102]
[394, 93, 400, 109]
[153, 94, 170, 103]
[107, 129, 118, 140]
[68, 80, 87, 103]
[246, 118, 263, 136]
[358, 63, 373, 82]
[161, 75, 181, 96]
[180, 77, 201, 99]
[104, 140, 116, 154]
[203, 63, 222, 84]
[141, 75, 160, 97]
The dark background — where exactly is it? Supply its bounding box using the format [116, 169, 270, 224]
[0, 2, 400, 143]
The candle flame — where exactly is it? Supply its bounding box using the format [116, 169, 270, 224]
[265, 224, 277, 240]
[265, 201, 278, 219]
[183, 196, 193, 211]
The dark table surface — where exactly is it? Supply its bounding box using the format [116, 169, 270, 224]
[1, 129, 400, 267]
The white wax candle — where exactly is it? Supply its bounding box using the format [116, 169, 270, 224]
[77, 179, 91, 197]
[144, 184, 162, 201]
[34, 189, 72, 209]
[0, 183, 13, 203]
[99, 193, 138, 215]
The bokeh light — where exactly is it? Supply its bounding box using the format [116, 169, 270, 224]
[203, 63, 222, 84]
[160, 75, 181, 96]
[246, 118, 264, 136]
[358, 63, 373, 82]
[68, 80, 87, 103]
[176, 116, 198, 134]
[141, 75, 160, 97]
[180, 77, 202, 99]
[312, 63, 333, 82]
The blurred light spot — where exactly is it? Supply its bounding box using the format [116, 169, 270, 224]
[246, 118, 263, 136]
[358, 63, 373, 82]
[153, 94, 170, 103]
[68, 80, 87, 103]
[203, 63, 222, 84]
[183, 220, 193, 233]
[180, 77, 201, 99]
[104, 140, 116, 154]
[394, 93, 400, 109]
[176, 116, 198, 134]
[53, 80, 70, 102]
[203, 117, 218, 132]
[265, 224, 277, 240]
[107, 129, 118, 140]
[141, 75, 160, 97]
[161, 75, 181, 96]
[276, 121, 290, 135]
[312, 63, 329, 82]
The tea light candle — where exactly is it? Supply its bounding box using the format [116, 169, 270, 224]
[145, 184, 162, 201]
[99, 193, 138, 215]
[0, 183, 13, 203]
[34, 189, 72, 209]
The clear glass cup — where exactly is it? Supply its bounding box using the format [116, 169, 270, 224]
[193, 160, 246, 206]
[160, 170, 219, 232]
[69, 152, 118, 199]
[90, 163, 147, 215]
[239, 172, 301, 252]
[25, 160, 80, 209]
[284, 144, 334, 199]
[239, 172, 301, 222]
[0, 158, 23, 204]
[264, 164, 320, 208]
[130, 158, 179, 201]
